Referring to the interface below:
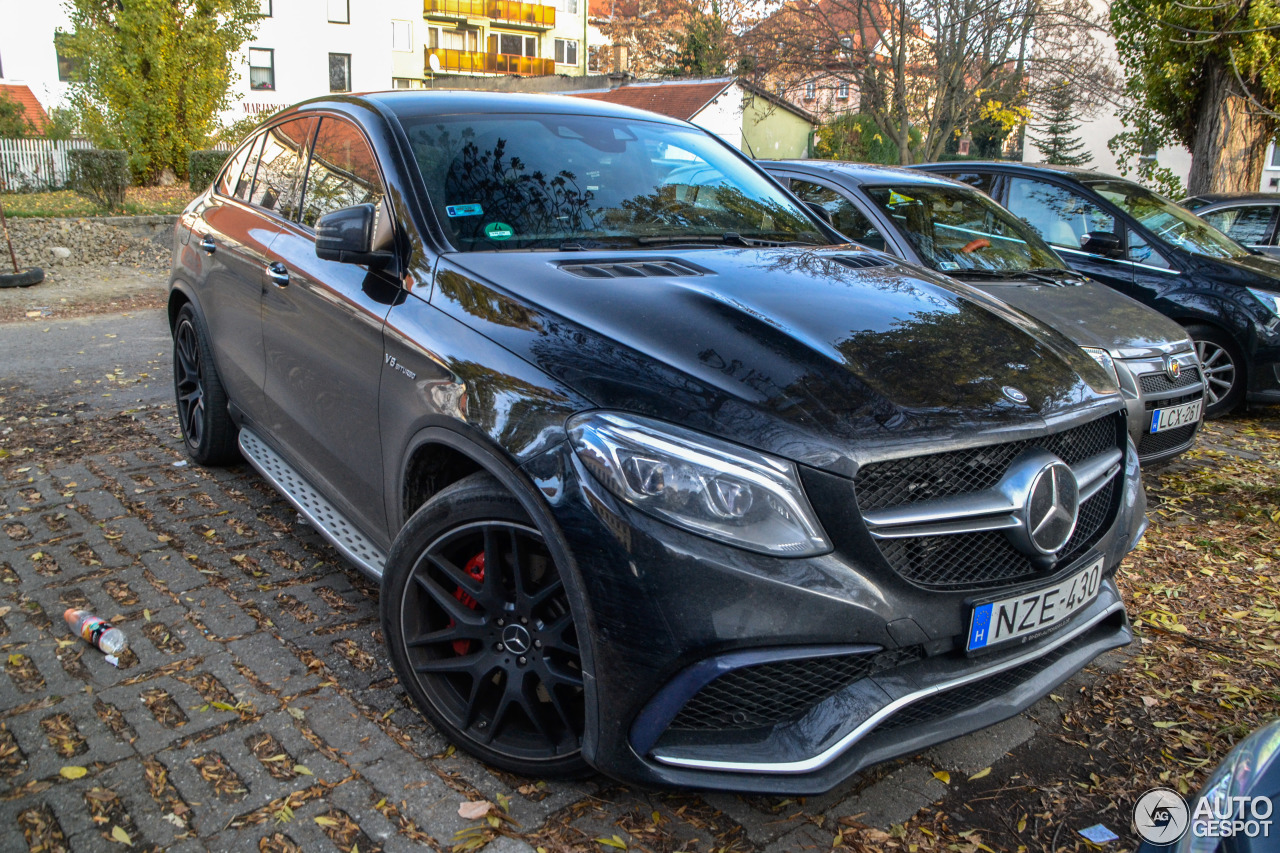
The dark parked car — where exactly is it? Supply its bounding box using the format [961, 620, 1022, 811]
[171, 91, 1144, 793]
[1181, 193, 1280, 258]
[761, 161, 1205, 464]
[915, 162, 1280, 416]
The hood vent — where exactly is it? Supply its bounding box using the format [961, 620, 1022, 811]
[558, 260, 706, 279]
[831, 254, 893, 270]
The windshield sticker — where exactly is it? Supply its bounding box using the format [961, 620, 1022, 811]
[446, 203, 483, 217]
[484, 222, 515, 241]
[938, 261, 960, 270]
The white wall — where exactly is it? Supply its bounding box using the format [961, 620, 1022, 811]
[690, 84, 745, 151]
[228, 0, 398, 122]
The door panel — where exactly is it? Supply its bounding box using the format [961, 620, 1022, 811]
[260, 117, 396, 539]
[191, 134, 275, 418]
[1003, 176, 1136, 293]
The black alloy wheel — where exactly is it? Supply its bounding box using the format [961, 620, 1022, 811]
[1187, 324, 1244, 417]
[172, 304, 239, 465]
[383, 474, 588, 776]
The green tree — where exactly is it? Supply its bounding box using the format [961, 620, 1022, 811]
[0, 90, 36, 138]
[1111, 0, 1280, 194]
[60, 0, 259, 183]
[1030, 82, 1093, 166]
[815, 112, 921, 164]
[669, 1, 730, 76]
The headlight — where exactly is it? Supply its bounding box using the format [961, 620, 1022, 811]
[1247, 286, 1280, 316]
[567, 412, 832, 557]
[1081, 346, 1120, 384]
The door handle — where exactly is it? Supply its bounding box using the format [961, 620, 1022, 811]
[266, 261, 290, 287]
[199, 235, 216, 254]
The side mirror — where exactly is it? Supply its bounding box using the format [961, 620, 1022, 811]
[316, 204, 393, 267]
[804, 201, 834, 225]
[1079, 231, 1123, 258]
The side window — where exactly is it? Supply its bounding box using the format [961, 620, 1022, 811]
[1127, 231, 1170, 269]
[217, 136, 261, 199]
[947, 171, 996, 197]
[1005, 178, 1116, 250]
[250, 117, 316, 220]
[789, 179, 886, 250]
[300, 118, 386, 227]
[1202, 206, 1274, 246]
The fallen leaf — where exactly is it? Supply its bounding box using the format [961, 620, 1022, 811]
[111, 825, 132, 846]
[969, 767, 992, 781]
[293, 765, 313, 776]
[933, 770, 951, 784]
[458, 800, 493, 819]
[60, 766, 88, 779]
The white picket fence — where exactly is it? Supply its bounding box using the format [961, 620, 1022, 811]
[0, 138, 93, 192]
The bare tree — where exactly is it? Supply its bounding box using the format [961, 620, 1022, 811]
[744, 0, 1114, 163]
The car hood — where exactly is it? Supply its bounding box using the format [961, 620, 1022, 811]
[432, 247, 1119, 477]
[966, 278, 1193, 359]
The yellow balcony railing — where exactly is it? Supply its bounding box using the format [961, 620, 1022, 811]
[426, 47, 555, 76]
[424, 0, 555, 27]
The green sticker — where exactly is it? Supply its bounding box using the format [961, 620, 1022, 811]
[484, 222, 514, 241]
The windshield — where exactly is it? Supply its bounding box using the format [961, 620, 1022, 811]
[1088, 180, 1247, 259]
[398, 113, 829, 251]
[862, 183, 1063, 274]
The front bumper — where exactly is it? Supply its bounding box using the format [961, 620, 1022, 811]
[521, 422, 1146, 793]
[1115, 351, 1205, 464]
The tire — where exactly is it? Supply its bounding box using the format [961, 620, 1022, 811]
[381, 472, 589, 777]
[0, 267, 44, 288]
[1186, 324, 1245, 417]
[172, 304, 240, 465]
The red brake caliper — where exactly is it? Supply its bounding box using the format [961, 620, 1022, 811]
[451, 551, 486, 656]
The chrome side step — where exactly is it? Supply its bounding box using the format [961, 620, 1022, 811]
[238, 429, 386, 580]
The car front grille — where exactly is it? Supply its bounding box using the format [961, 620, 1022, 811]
[873, 635, 1077, 734]
[667, 646, 925, 732]
[1138, 423, 1199, 457]
[1139, 367, 1202, 395]
[855, 415, 1119, 512]
[855, 414, 1125, 591]
[1143, 390, 1202, 412]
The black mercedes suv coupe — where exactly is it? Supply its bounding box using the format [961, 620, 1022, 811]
[170, 91, 1145, 793]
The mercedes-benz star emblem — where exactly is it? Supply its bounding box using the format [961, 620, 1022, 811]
[501, 624, 531, 655]
[1024, 461, 1080, 554]
[1002, 385, 1028, 403]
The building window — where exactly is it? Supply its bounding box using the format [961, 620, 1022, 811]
[555, 0, 579, 13]
[1271, 141, 1280, 168]
[392, 77, 418, 89]
[329, 53, 351, 92]
[554, 38, 578, 65]
[836, 81, 849, 99]
[804, 81, 816, 100]
[327, 0, 349, 24]
[54, 33, 84, 82]
[492, 32, 537, 57]
[249, 47, 275, 90]
[259, 0, 271, 16]
[392, 20, 412, 51]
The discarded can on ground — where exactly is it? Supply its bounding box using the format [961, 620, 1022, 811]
[64, 608, 128, 656]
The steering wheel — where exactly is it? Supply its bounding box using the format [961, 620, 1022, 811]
[960, 238, 991, 253]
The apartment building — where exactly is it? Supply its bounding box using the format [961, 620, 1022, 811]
[0, 0, 594, 125]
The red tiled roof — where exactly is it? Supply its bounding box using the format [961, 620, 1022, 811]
[0, 84, 49, 133]
[569, 79, 734, 121]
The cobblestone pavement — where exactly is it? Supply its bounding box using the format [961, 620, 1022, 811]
[0, 310, 1131, 853]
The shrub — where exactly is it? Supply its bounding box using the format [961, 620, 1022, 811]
[188, 149, 230, 191]
[68, 149, 130, 211]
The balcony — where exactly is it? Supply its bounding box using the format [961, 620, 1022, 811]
[424, 0, 555, 28]
[425, 47, 556, 76]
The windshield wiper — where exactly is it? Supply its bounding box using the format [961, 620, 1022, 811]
[635, 233, 822, 248]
